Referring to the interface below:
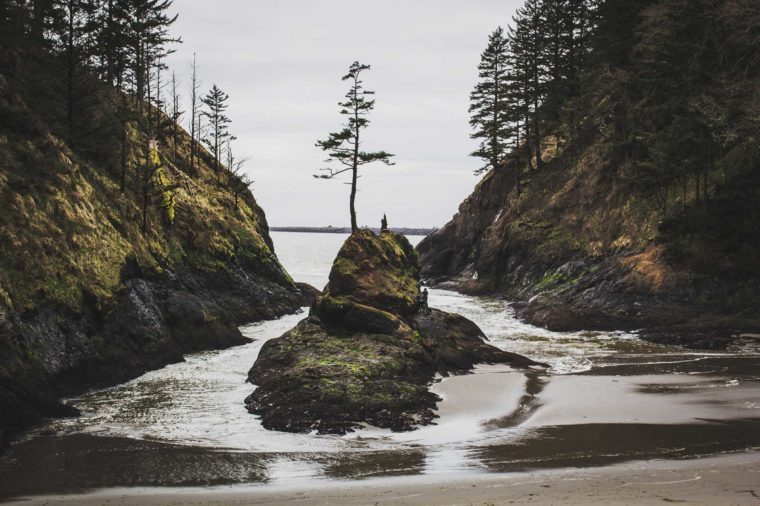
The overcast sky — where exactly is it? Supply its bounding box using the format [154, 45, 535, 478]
[165, 1, 522, 228]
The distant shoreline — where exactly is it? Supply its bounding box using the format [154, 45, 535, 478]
[270, 226, 436, 236]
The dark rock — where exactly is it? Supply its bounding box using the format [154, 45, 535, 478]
[295, 282, 320, 305]
[415, 135, 760, 351]
[246, 231, 543, 435]
[0, 264, 307, 453]
[317, 230, 421, 316]
[639, 317, 760, 351]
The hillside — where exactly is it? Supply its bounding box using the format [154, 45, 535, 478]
[418, 0, 760, 348]
[0, 49, 307, 450]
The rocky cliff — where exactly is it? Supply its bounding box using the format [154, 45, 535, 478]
[0, 57, 307, 451]
[246, 230, 541, 434]
[418, 0, 760, 350]
[418, 136, 760, 348]
[418, 112, 760, 351]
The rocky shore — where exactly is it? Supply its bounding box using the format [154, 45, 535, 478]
[417, 168, 760, 351]
[0, 259, 309, 453]
[246, 230, 541, 434]
[0, 62, 310, 451]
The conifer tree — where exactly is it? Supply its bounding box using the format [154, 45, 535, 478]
[225, 141, 251, 211]
[315, 61, 394, 233]
[93, 0, 131, 88]
[630, 0, 716, 211]
[509, 0, 548, 169]
[201, 84, 231, 180]
[469, 27, 514, 176]
[47, 0, 99, 146]
[125, 0, 178, 107]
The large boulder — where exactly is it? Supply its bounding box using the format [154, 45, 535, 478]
[245, 230, 544, 434]
[315, 229, 420, 317]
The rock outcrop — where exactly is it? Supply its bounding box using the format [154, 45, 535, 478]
[0, 58, 308, 452]
[418, 163, 760, 350]
[245, 230, 541, 434]
[416, 0, 760, 351]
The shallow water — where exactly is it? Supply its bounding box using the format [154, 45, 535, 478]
[1, 232, 759, 499]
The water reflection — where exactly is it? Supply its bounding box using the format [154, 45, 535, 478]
[475, 418, 760, 472]
[0, 435, 271, 499]
[484, 371, 548, 429]
[318, 450, 426, 480]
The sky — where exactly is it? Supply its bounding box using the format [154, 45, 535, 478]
[165, 1, 522, 228]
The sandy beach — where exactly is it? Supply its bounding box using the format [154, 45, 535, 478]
[8, 450, 759, 505]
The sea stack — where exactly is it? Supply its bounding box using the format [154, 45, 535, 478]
[246, 230, 542, 434]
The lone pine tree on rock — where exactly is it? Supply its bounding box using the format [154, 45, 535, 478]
[315, 61, 394, 233]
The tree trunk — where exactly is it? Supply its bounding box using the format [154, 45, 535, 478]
[350, 78, 360, 233]
[66, 0, 75, 147]
[105, 0, 113, 86]
[120, 124, 127, 192]
[350, 165, 358, 233]
[141, 144, 152, 234]
[492, 60, 499, 172]
[32, 0, 50, 43]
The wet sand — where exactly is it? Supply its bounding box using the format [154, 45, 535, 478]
[3, 360, 759, 502]
[8, 450, 760, 505]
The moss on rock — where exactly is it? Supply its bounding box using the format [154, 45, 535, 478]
[246, 230, 543, 434]
[318, 230, 420, 317]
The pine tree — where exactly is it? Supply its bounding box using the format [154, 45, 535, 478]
[201, 84, 231, 180]
[509, 0, 548, 169]
[47, 0, 100, 146]
[469, 27, 514, 176]
[125, 0, 178, 108]
[315, 61, 394, 233]
[630, 0, 717, 212]
[225, 140, 251, 211]
[92, 0, 131, 88]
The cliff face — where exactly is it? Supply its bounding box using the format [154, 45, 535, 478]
[418, 1, 760, 348]
[418, 137, 760, 347]
[0, 58, 306, 450]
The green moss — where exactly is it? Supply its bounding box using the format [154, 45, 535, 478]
[535, 270, 570, 290]
[0, 286, 12, 309]
[535, 266, 593, 292]
[167, 239, 186, 265]
[0, 77, 296, 313]
[295, 356, 371, 375]
[321, 230, 420, 317]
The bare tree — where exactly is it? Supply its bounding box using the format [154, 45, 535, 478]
[189, 53, 201, 171]
[225, 140, 251, 211]
[170, 71, 183, 161]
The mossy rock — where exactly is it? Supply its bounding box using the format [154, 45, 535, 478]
[314, 295, 409, 336]
[319, 230, 420, 317]
[247, 230, 544, 435]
